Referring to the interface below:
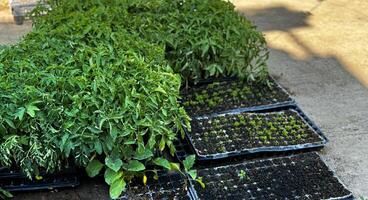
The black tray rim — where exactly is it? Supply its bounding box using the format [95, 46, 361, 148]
[184, 104, 329, 161]
[180, 76, 295, 119]
[188, 152, 354, 200]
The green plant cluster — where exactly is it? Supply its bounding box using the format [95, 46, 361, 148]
[181, 78, 291, 116]
[0, 0, 266, 198]
[210, 112, 309, 144]
[192, 111, 315, 155]
[0, 1, 195, 198]
[120, 0, 269, 83]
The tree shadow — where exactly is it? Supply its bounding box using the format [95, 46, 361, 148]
[243, 6, 311, 32]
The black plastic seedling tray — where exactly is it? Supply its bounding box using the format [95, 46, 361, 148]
[116, 171, 194, 200]
[189, 152, 353, 200]
[180, 76, 294, 118]
[182, 104, 328, 161]
[0, 167, 79, 192]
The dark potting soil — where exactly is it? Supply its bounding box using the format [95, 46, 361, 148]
[192, 153, 352, 200]
[188, 109, 324, 157]
[117, 172, 191, 200]
[181, 78, 291, 116]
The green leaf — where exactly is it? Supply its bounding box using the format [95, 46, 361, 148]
[183, 155, 196, 171]
[159, 136, 165, 151]
[154, 86, 167, 94]
[0, 188, 13, 198]
[153, 158, 171, 170]
[4, 118, 16, 129]
[170, 162, 181, 172]
[26, 105, 40, 117]
[133, 149, 153, 160]
[104, 168, 123, 185]
[109, 178, 126, 199]
[105, 157, 123, 172]
[122, 160, 145, 172]
[14, 107, 26, 121]
[95, 141, 103, 155]
[187, 170, 197, 180]
[86, 159, 104, 177]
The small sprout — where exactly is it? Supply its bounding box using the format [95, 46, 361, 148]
[217, 146, 226, 152]
[260, 136, 267, 142]
[231, 90, 238, 97]
[238, 170, 248, 180]
[296, 134, 302, 140]
[208, 100, 216, 108]
[234, 122, 240, 127]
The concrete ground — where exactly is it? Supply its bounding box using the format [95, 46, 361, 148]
[234, 0, 368, 197]
[1, 0, 368, 199]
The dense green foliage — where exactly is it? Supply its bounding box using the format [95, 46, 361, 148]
[121, 0, 269, 83]
[0, 0, 267, 198]
[0, 1, 191, 198]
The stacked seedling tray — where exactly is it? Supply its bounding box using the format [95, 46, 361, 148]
[174, 76, 354, 199]
[180, 77, 294, 117]
[116, 172, 193, 200]
[0, 167, 79, 192]
[184, 104, 328, 161]
[189, 152, 353, 199]
[10, 0, 39, 24]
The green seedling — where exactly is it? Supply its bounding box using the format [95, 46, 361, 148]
[238, 170, 248, 180]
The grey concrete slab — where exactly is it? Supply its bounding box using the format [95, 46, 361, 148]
[235, 0, 368, 197]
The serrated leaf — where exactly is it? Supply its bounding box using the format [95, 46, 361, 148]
[26, 105, 40, 117]
[86, 159, 104, 177]
[14, 107, 26, 121]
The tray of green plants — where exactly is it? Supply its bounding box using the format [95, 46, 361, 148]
[0, 166, 79, 192]
[116, 171, 194, 200]
[180, 77, 293, 117]
[183, 104, 328, 161]
[189, 152, 353, 200]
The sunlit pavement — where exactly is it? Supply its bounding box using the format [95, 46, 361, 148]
[235, 0, 368, 197]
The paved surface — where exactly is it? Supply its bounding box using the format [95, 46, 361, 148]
[1, 0, 368, 199]
[235, 0, 368, 197]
